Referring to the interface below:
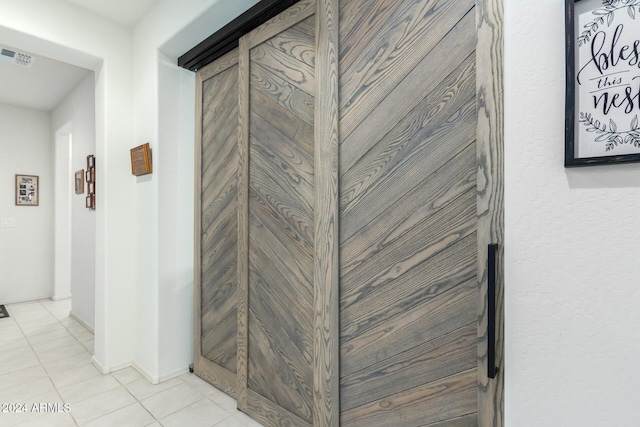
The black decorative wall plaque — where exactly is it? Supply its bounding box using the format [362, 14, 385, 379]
[566, 0, 640, 166]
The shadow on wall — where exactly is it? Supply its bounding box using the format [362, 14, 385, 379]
[566, 163, 640, 189]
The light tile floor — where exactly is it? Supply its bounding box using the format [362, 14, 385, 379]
[0, 299, 264, 427]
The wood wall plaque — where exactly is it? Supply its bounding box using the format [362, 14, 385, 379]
[130, 143, 153, 176]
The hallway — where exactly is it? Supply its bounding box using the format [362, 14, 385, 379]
[0, 299, 263, 426]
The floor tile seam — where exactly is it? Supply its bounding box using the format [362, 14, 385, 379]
[35, 342, 90, 360]
[34, 300, 83, 426]
[68, 386, 139, 426]
[118, 375, 164, 424]
[5, 312, 80, 425]
[151, 395, 217, 424]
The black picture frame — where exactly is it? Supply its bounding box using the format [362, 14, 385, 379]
[565, 0, 640, 167]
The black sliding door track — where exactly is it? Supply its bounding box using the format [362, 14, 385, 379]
[178, 0, 300, 71]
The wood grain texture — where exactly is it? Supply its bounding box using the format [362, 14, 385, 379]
[340, 14, 476, 173]
[250, 87, 315, 156]
[250, 62, 315, 126]
[242, 5, 318, 424]
[338, 1, 478, 424]
[251, 43, 315, 95]
[341, 323, 477, 411]
[341, 369, 477, 427]
[246, 0, 316, 49]
[341, 233, 477, 345]
[476, 0, 504, 426]
[194, 50, 240, 396]
[341, 98, 477, 247]
[198, 48, 240, 82]
[266, 17, 316, 68]
[196, 357, 238, 398]
[245, 389, 312, 427]
[339, 0, 474, 139]
[237, 34, 250, 411]
[313, 0, 340, 426]
[340, 144, 476, 275]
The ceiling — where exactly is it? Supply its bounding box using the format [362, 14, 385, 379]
[0, 0, 160, 111]
[61, 0, 160, 27]
[0, 45, 91, 111]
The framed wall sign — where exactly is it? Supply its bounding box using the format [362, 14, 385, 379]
[75, 170, 85, 194]
[566, 0, 640, 167]
[130, 143, 153, 176]
[15, 174, 39, 206]
[86, 155, 96, 210]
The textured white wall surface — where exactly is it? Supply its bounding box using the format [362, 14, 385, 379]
[52, 73, 96, 329]
[0, 104, 53, 303]
[505, 1, 640, 426]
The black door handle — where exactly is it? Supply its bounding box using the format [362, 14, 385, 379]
[487, 243, 498, 379]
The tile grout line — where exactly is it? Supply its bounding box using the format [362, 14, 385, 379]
[4, 299, 261, 427]
[5, 300, 80, 426]
[36, 299, 82, 427]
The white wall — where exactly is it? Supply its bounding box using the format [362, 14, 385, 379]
[0, 0, 259, 382]
[0, 104, 53, 303]
[52, 73, 96, 330]
[53, 128, 71, 301]
[131, 0, 259, 382]
[0, 0, 135, 372]
[505, 2, 640, 426]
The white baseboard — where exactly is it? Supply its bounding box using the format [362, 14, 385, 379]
[110, 360, 133, 372]
[91, 356, 110, 375]
[69, 311, 94, 333]
[51, 294, 71, 301]
[132, 361, 160, 385]
[160, 366, 190, 383]
[1, 295, 51, 305]
[91, 357, 132, 375]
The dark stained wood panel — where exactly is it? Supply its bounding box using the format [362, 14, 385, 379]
[338, 0, 478, 425]
[194, 49, 239, 397]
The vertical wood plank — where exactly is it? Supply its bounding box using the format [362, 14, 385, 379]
[314, 0, 340, 425]
[476, 0, 504, 426]
[193, 69, 204, 378]
[237, 34, 250, 412]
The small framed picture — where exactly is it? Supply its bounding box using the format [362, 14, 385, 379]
[75, 170, 85, 194]
[565, 0, 640, 166]
[15, 174, 39, 206]
[86, 194, 95, 210]
[86, 168, 95, 183]
[130, 143, 153, 176]
[87, 155, 95, 169]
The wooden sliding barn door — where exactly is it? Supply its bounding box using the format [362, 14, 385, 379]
[194, 49, 240, 397]
[236, 1, 338, 425]
[338, 0, 479, 425]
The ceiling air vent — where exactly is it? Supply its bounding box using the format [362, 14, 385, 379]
[0, 47, 34, 67]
